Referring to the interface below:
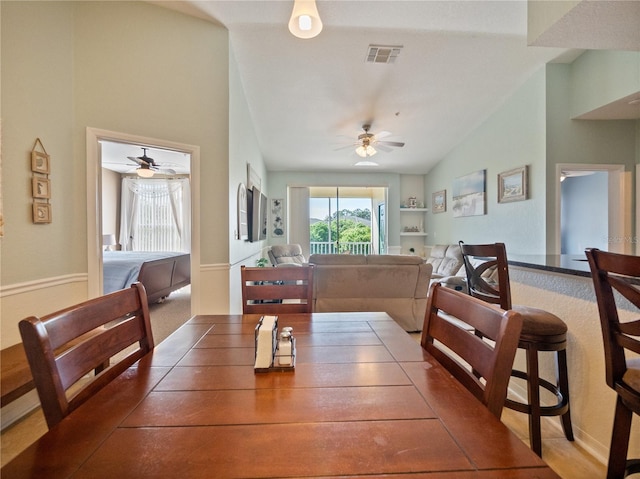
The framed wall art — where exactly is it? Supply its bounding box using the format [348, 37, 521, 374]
[32, 177, 51, 199]
[452, 169, 486, 217]
[33, 202, 52, 224]
[237, 183, 248, 240]
[432, 190, 446, 213]
[271, 198, 284, 237]
[498, 165, 528, 203]
[31, 138, 52, 224]
[31, 150, 50, 174]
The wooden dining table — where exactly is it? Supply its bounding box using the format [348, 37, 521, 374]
[3, 312, 560, 478]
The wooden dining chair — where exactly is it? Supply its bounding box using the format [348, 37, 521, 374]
[459, 241, 574, 456]
[240, 264, 314, 314]
[19, 282, 154, 429]
[586, 248, 640, 479]
[421, 282, 523, 419]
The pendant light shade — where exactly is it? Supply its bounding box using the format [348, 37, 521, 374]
[288, 0, 323, 39]
[137, 165, 155, 178]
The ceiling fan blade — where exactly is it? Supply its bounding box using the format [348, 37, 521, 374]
[375, 130, 392, 139]
[377, 140, 405, 148]
[375, 144, 393, 153]
[128, 156, 145, 165]
[333, 143, 358, 151]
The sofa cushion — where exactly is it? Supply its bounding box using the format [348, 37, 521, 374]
[366, 254, 424, 265]
[308, 254, 367, 265]
[310, 257, 433, 331]
[427, 244, 463, 277]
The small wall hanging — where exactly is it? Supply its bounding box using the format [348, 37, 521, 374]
[31, 138, 51, 223]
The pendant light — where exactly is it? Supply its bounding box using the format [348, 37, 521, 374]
[288, 0, 323, 39]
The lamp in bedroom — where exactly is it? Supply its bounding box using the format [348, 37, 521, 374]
[102, 234, 117, 251]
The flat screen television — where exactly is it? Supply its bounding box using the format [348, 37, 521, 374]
[259, 193, 267, 240]
[247, 186, 262, 242]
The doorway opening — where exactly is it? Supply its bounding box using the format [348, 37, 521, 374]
[555, 163, 630, 254]
[86, 128, 200, 307]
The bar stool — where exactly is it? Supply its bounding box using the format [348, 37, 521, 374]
[459, 242, 574, 456]
[586, 248, 640, 479]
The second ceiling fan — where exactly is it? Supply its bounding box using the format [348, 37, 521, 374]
[127, 148, 177, 177]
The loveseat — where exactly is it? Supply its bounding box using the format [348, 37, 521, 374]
[308, 254, 433, 332]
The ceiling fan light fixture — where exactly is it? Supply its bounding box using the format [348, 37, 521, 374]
[137, 165, 155, 178]
[355, 144, 376, 158]
[288, 0, 323, 39]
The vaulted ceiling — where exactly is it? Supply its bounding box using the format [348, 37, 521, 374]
[111, 0, 637, 176]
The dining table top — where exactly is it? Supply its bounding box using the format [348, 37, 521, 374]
[3, 312, 559, 478]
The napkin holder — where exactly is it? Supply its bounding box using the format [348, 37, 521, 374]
[254, 315, 295, 373]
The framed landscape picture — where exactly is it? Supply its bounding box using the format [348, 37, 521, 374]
[452, 170, 486, 217]
[498, 165, 528, 203]
[432, 190, 446, 213]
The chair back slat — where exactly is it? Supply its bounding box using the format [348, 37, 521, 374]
[40, 290, 143, 350]
[19, 283, 154, 429]
[421, 283, 522, 418]
[56, 316, 147, 390]
[241, 265, 314, 314]
[459, 242, 511, 310]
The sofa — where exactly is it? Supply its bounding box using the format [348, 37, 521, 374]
[425, 244, 467, 291]
[308, 254, 433, 332]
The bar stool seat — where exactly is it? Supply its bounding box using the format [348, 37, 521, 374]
[459, 242, 574, 457]
[506, 306, 573, 455]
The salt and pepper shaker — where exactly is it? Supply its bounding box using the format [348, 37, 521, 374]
[278, 330, 292, 366]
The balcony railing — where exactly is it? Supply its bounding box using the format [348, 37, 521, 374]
[310, 242, 371, 255]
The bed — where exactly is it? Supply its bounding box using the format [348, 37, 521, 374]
[103, 251, 191, 303]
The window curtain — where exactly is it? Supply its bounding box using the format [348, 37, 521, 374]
[119, 177, 191, 252]
[288, 187, 310, 259]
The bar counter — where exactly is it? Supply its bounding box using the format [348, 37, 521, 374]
[508, 253, 591, 278]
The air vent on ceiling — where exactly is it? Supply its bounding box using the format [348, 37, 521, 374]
[366, 44, 402, 64]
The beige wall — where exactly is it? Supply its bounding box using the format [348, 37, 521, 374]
[1, 1, 231, 347]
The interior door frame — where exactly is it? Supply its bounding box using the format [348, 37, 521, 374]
[86, 127, 201, 306]
[554, 163, 630, 254]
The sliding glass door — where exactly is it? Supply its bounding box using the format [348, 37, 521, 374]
[308, 187, 386, 255]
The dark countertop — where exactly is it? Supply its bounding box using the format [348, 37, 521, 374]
[508, 254, 591, 278]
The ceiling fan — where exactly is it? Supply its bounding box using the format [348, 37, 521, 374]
[350, 124, 405, 159]
[127, 148, 176, 177]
